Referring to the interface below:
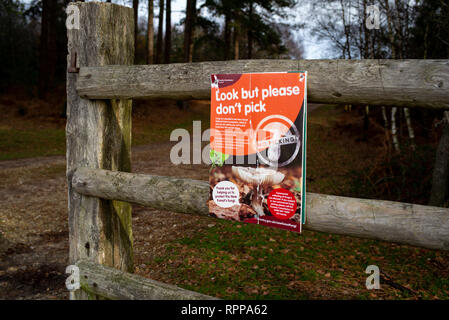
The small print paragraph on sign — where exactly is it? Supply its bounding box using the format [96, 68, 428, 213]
[267, 188, 297, 219]
[212, 181, 240, 208]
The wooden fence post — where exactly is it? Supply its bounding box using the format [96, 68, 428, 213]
[66, 2, 134, 299]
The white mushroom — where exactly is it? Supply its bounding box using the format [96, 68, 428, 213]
[232, 166, 285, 217]
[232, 166, 284, 185]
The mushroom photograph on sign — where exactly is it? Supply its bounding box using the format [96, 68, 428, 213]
[208, 72, 307, 233]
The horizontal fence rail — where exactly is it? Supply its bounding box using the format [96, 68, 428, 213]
[76, 260, 217, 300]
[72, 167, 449, 251]
[76, 59, 449, 109]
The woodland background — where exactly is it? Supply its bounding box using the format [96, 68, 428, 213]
[1, 0, 449, 206]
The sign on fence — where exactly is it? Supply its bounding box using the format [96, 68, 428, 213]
[208, 72, 307, 232]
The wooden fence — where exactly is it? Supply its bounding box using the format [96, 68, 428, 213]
[66, 2, 449, 300]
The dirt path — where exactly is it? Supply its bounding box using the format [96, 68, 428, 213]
[0, 140, 214, 299]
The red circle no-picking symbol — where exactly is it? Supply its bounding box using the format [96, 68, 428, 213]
[267, 188, 297, 220]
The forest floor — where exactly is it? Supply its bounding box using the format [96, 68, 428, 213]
[0, 96, 448, 300]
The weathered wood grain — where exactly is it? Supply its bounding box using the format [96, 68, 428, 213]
[305, 193, 449, 251]
[76, 59, 449, 109]
[73, 167, 449, 251]
[66, 2, 134, 299]
[76, 260, 218, 300]
[73, 167, 209, 215]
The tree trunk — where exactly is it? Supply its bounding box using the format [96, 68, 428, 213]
[381, 106, 389, 128]
[394, 0, 404, 59]
[164, 0, 171, 64]
[339, 0, 351, 59]
[391, 107, 400, 153]
[247, 2, 253, 59]
[38, 0, 57, 99]
[392, 0, 415, 150]
[384, 0, 396, 59]
[183, 0, 196, 62]
[224, 14, 231, 60]
[233, 22, 239, 60]
[429, 112, 449, 207]
[384, 0, 403, 153]
[156, 0, 164, 64]
[403, 107, 416, 150]
[362, 106, 369, 141]
[133, 0, 139, 62]
[362, 0, 371, 59]
[147, 0, 154, 64]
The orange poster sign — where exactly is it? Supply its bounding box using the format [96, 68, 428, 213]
[208, 72, 307, 232]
